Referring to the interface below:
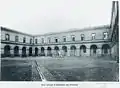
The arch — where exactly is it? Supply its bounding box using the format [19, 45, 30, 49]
[29, 47, 32, 56]
[62, 46, 67, 56]
[14, 46, 19, 56]
[54, 46, 59, 56]
[80, 45, 86, 56]
[54, 46, 59, 50]
[102, 44, 110, 55]
[70, 45, 76, 56]
[4, 45, 11, 57]
[22, 47, 26, 57]
[90, 45, 97, 56]
[47, 47, 52, 56]
[70, 45, 76, 50]
[35, 47, 38, 56]
[40, 47, 45, 56]
[47, 47, 52, 50]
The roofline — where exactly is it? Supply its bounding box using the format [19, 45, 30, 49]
[1, 26, 33, 37]
[34, 25, 110, 36]
[1, 24, 110, 37]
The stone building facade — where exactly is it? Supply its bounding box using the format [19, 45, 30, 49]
[0, 1, 119, 59]
[1, 25, 111, 57]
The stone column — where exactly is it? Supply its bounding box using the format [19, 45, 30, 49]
[44, 49, 47, 56]
[38, 48, 41, 56]
[19, 49, 22, 57]
[86, 48, 90, 56]
[97, 48, 102, 56]
[26, 48, 29, 57]
[1, 48, 4, 57]
[76, 48, 80, 56]
[11, 48, 14, 57]
[59, 49, 63, 57]
[97, 45, 102, 56]
[32, 48, 35, 56]
[67, 49, 70, 56]
[51, 49, 55, 57]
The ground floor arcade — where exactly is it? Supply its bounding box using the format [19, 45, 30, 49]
[1, 43, 111, 57]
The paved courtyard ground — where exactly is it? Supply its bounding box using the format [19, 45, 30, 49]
[0, 56, 119, 81]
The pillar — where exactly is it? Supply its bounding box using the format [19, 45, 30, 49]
[76, 48, 80, 56]
[26, 48, 29, 57]
[11, 48, 14, 57]
[32, 48, 35, 56]
[19, 49, 22, 57]
[1, 48, 4, 57]
[86, 48, 90, 56]
[67, 48, 70, 56]
[97, 48, 102, 56]
[44, 49, 47, 56]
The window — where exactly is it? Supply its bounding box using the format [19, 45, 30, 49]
[30, 38, 32, 44]
[35, 39, 37, 44]
[48, 37, 51, 43]
[81, 34, 85, 41]
[15, 36, 19, 42]
[5, 34, 10, 41]
[42, 38, 44, 43]
[92, 33, 96, 40]
[55, 38, 58, 43]
[103, 32, 108, 39]
[63, 36, 66, 42]
[23, 37, 26, 43]
[71, 35, 75, 41]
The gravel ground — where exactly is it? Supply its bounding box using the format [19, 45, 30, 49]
[1, 56, 119, 81]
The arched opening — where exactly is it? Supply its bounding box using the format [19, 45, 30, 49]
[80, 45, 86, 56]
[47, 47, 52, 56]
[62, 46, 67, 56]
[29, 47, 32, 56]
[35, 47, 38, 56]
[54, 46, 59, 56]
[22, 47, 26, 57]
[4, 45, 11, 57]
[90, 45, 97, 56]
[102, 44, 110, 55]
[40, 47, 45, 56]
[14, 46, 19, 56]
[70, 45, 76, 56]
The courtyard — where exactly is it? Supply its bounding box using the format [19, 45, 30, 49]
[1, 56, 119, 81]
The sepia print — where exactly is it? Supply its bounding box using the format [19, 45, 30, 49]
[0, 1, 119, 81]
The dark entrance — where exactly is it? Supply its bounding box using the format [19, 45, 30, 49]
[47, 47, 52, 56]
[22, 47, 26, 57]
[4, 45, 11, 57]
[80, 45, 86, 56]
[35, 47, 38, 56]
[29, 47, 32, 56]
[90, 45, 97, 56]
[40, 47, 45, 56]
[54, 46, 59, 56]
[14, 46, 19, 56]
[62, 46, 67, 56]
[102, 44, 110, 55]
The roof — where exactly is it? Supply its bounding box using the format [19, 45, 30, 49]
[1, 24, 110, 37]
[34, 25, 110, 36]
[1, 26, 33, 37]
